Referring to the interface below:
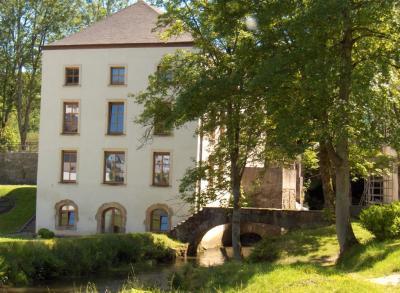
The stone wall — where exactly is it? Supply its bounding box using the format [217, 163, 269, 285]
[242, 165, 301, 210]
[0, 152, 38, 184]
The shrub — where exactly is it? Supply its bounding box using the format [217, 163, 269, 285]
[359, 202, 400, 240]
[0, 233, 182, 285]
[248, 237, 281, 262]
[37, 228, 55, 239]
[0, 126, 19, 152]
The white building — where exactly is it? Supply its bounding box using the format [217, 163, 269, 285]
[36, 1, 197, 235]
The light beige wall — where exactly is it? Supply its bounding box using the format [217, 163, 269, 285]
[36, 47, 197, 235]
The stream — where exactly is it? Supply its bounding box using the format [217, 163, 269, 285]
[2, 247, 253, 293]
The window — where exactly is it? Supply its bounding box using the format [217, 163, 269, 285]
[65, 67, 79, 85]
[110, 67, 125, 85]
[153, 152, 170, 186]
[150, 209, 169, 232]
[153, 103, 172, 136]
[107, 102, 124, 134]
[63, 102, 79, 134]
[154, 115, 172, 136]
[104, 151, 125, 184]
[59, 205, 76, 228]
[102, 207, 123, 233]
[55, 200, 78, 230]
[61, 151, 77, 183]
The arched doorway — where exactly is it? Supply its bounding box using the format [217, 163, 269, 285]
[102, 207, 123, 233]
[96, 202, 127, 233]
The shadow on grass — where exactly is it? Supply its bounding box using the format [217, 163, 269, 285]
[336, 239, 400, 273]
[0, 186, 36, 234]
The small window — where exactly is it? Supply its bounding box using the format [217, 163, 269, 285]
[65, 67, 79, 85]
[59, 205, 76, 228]
[107, 102, 124, 135]
[110, 67, 125, 85]
[63, 102, 79, 134]
[150, 209, 169, 232]
[153, 152, 170, 186]
[61, 151, 77, 183]
[104, 151, 125, 184]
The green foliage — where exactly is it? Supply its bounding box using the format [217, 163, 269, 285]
[0, 233, 183, 285]
[37, 228, 55, 239]
[0, 186, 36, 234]
[360, 202, 400, 240]
[0, 125, 19, 151]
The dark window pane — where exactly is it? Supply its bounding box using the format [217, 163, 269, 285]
[108, 103, 124, 134]
[110, 67, 125, 85]
[65, 67, 79, 85]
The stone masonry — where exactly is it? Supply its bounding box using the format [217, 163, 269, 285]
[0, 152, 38, 184]
[241, 164, 303, 210]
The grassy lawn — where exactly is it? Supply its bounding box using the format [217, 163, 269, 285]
[175, 223, 400, 293]
[0, 185, 36, 234]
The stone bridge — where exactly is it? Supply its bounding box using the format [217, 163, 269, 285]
[170, 207, 330, 256]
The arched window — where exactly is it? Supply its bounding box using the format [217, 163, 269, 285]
[59, 205, 76, 227]
[102, 207, 123, 233]
[55, 199, 79, 230]
[150, 209, 169, 232]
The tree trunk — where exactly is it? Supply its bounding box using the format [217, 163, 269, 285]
[319, 141, 335, 212]
[331, 138, 358, 257]
[231, 169, 241, 261]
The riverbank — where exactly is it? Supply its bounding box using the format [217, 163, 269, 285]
[0, 233, 186, 287]
[171, 223, 400, 292]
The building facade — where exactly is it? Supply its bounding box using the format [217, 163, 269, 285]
[36, 1, 197, 235]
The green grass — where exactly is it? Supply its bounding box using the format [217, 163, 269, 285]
[174, 224, 400, 292]
[0, 185, 36, 234]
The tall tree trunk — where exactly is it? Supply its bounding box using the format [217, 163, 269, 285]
[319, 141, 335, 212]
[331, 138, 358, 256]
[231, 164, 241, 261]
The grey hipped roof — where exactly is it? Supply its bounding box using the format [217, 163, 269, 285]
[44, 0, 193, 49]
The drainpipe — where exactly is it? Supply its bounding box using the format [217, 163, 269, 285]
[196, 117, 204, 212]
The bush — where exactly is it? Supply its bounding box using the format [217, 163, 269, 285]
[0, 126, 19, 152]
[37, 228, 55, 239]
[248, 237, 281, 262]
[0, 233, 183, 285]
[359, 202, 400, 240]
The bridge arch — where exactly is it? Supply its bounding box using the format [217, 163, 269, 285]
[170, 207, 329, 256]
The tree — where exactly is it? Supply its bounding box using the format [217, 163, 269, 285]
[78, 0, 133, 26]
[135, 0, 274, 260]
[0, 1, 81, 148]
[255, 0, 400, 255]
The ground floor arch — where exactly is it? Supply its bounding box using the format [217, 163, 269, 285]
[95, 202, 127, 233]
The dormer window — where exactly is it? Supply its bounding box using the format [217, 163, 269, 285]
[110, 66, 126, 85]
[65, 67, 80, 86]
